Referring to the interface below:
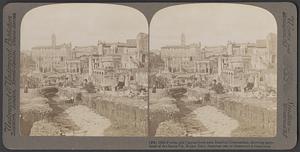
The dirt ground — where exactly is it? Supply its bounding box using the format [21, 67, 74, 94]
[193, 105, 239, 137]
[65, 105, 111, 136]
[30, 105, 112, 136]
[151, 88, 242, 137]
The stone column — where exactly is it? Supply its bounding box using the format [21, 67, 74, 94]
[179, 58, 182, 73]
[36, 61, 39, 72]
[51, 62, 53, 72]
[165, 58, 168, 72]
[230, 72, 233, 87]
[218, 56, 222, 76]
[88, 56, 93, 76]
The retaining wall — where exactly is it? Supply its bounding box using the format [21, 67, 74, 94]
[80, 93, 148, 136]
[209, 95, 276, 136]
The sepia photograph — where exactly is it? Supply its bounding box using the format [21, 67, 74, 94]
[20, 3, 149, 136]
[149, 3, 277, 137]
[2, 1, 298, 150]
[20, 3, 278, 138]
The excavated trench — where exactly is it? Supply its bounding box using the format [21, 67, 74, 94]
[173, 98, 206, 136]
[149, 89, 276, 137]
[47, 98, 64, 120]
[78, 92, 148, 136]
[21, 88, 276, 137]
[20, 119, 32, 136]
[44, 97, 80, 135]
[148, 88, 207, 137]
[148, 107, 175, 136]
[21, 112, 48, 136]
[150, 94, 207, 137]
[173, 98, 192, 120]
[24, 96, 80, 136]
[69, 89, 204, 137]
[20, 93, 52, 136]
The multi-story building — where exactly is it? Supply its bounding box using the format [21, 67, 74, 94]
[31, 34, 72, 73]
[160, 34, 202, 73]
[72, 46, 98, 58]
[87, 33, 149, 89]
[219, 33, 277, 90]
[202, 45, 227, 58]
[29, 32, 149, 90]
[220, 56, 252, 89]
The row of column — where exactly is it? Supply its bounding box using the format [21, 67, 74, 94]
[36, 61, 53, 73]
[66, 62, 81, 73]
[164, 58, 212, 74]
[194, 62, 210, 74]
[222, 70, 234, 86]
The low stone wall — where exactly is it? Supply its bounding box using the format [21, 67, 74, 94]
[81, 94, 179, 136]
[80, 93, 148, 136]
[209, 95, 276, 136]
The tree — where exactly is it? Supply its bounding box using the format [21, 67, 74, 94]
[85, 82, 96, 93]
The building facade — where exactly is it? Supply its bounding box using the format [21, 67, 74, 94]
[31, 34, 72, 73]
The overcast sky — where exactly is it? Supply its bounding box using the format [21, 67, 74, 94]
[150, 3, 277, 49]
[22, 3, 277, 51]
[21, 3, 148, 50]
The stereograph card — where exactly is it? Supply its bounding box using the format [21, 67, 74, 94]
[1, 1, 298, 150]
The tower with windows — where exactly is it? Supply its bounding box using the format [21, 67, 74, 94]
[181, 33, 186, 46]
[51, 33, 56, 48]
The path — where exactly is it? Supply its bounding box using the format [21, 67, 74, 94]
[193, 105, 239, 137]
[64, 105, 111, 136]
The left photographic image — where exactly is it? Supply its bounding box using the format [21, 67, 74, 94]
[20, 3, 149, 136]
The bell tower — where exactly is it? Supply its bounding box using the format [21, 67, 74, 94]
[181, 33, 186, 46]
[51, 33, 56, 48]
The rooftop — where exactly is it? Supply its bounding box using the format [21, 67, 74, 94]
[32, 43, 71, 50]
[255, 40, 267, 48]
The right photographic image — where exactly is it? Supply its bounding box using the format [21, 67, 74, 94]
[149, 3, 277, 137]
